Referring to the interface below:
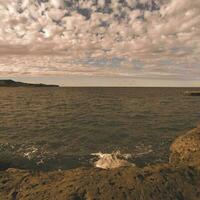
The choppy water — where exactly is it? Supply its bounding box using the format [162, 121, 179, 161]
[0, 87, 200, 171]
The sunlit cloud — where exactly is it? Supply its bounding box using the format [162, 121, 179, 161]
[0, 0, 199, 82]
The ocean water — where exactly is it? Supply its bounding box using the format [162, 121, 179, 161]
[0, 87, 200, 171]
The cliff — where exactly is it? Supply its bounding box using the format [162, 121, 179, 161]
[0, 125, 200, 200]
[0, 80, 59, 87]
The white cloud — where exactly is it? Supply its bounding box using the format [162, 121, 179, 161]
[0, 0, 199, 82]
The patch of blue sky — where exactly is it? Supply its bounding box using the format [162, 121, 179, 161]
[72, 57, 126, 68]
[131, 59, 144, 71]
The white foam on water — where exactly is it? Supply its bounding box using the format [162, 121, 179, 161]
[17, 144, 57, 165]
[91, 151, 135, 169]
[134, 144, 153, 157]
[23, 147, 38, 160]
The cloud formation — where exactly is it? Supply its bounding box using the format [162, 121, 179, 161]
[0, 0, 200, 81]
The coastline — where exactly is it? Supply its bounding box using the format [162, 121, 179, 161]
[0, 80, 59, 87]
[0, 125, 200, 199]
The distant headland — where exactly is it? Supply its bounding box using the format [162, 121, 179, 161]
[0, 80, 59, 87]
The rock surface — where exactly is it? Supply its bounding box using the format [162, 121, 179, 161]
[170, 125, 200, 166]
[0, 125, 200, 200]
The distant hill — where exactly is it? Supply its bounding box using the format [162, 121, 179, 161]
[0, 80, 59, 87]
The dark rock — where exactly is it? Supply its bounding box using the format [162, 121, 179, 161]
[184, 91, 200, 96]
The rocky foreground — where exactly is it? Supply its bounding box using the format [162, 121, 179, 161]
[1, 125, 200, 200]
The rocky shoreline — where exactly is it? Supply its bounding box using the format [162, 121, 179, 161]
[1, 125, 200, 200]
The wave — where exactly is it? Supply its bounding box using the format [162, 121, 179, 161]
[91, 151, 135, 169]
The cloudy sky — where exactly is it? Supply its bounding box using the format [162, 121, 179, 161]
[0, 0, 199, 86]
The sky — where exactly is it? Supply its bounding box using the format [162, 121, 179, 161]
[0, 0, 200, 86]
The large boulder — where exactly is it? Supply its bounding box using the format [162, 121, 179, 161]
[170, 125, 200, 166]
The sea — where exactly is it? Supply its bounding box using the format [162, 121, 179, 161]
[0, 87, 200, 171]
